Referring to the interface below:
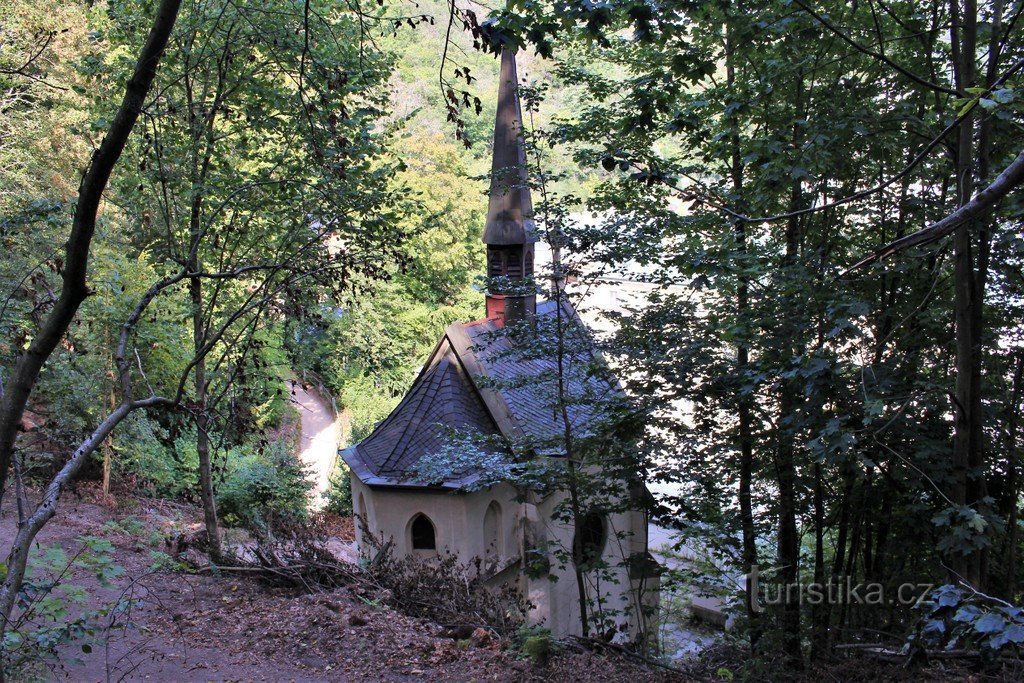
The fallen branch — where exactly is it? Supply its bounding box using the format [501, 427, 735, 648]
[570, 635, 690, 675]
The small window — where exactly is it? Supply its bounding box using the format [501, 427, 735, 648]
[411, 514, 436, 550]
[506, 250, 522, 278]
[573, 512, 606, 568]
[487, 249, 504, 277]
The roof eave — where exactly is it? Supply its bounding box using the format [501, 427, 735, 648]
[341, 445, 487, 492]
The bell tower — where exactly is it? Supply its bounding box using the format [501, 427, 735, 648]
[482, 47, 537, 326]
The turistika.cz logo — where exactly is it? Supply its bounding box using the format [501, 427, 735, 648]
[743, 565, 934, 612]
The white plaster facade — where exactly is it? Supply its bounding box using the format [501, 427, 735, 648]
[351, 473, 659, 638]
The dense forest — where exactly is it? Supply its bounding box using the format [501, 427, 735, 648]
[1, 0, 1023, 679]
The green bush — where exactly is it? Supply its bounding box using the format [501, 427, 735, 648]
[515, 625, 555, 666]
[218, 439, 312, 530]
[117, 418, 196, 499]
[323, 461, 353, 515]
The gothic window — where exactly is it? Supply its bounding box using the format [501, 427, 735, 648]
[524, 249, 534, 277]
[410, 513, 436, 551]
[506, 250, 522, 278]
[486, 247, 527, 280]
[573, 512, 606, 569]
[488, 248, 504, 278]
[483, 501, 503, 559]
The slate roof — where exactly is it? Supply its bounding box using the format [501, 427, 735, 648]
[464, 300, 619, 449]
[341, 299, 622, 489]
[342, 339, 501, 488]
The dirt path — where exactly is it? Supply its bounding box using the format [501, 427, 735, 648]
[290, 382, 345, 510]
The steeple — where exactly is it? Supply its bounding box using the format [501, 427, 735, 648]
[483, 47, 537, 327]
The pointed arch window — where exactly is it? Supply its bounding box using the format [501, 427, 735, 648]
[573, 512, 607, 569]
[506, 250, 523, 278]
[410, 513, 437, 551]
[487, 248, 504, 278]
[483, 501, 503, 559]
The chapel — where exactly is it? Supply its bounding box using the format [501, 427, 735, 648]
[340, 47, 659, 638]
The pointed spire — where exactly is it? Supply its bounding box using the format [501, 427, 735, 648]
[482, 48, 537, 246]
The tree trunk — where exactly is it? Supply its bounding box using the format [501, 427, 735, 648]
[828, 471, 855, 650]
[102, 378, 115, 496]
[0, 0, 183, 512]
[811, 463, 826, 659]
[773, 75, 806, 670]
[189, 273, 222, 561]
[1004, 353, 1023, 599]
[178, 26, 230, 562]
[950, 0, 984, 587]
[725, 17, 761, 650]
[775, 396, 803, 668]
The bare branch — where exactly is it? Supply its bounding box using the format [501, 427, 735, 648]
[0, 0, 183, 513]
[844, 149, 1024, 273]
[790, 0, 962, 96]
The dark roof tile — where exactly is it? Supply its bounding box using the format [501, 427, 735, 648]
[343, 299, 619, 487]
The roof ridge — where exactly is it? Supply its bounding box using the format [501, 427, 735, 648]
[444, 322, 525, 442]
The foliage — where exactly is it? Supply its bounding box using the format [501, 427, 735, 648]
[0, 0, 95, 214]
[915, 585, 1024, 655]
[412, 433, 523, 489]
[359, 528, 531, 637]
[2, 0, 1023, 674]
[468, 0, 1024, 667]
[1, 537, 130, 679]
[217, 439, 313, 531]
[323, 461, 354, 516]
[291, 281, 482, 441]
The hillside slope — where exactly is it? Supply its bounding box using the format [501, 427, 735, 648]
[5, 492, 681, 682]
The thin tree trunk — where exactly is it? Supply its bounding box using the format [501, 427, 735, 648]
[552, 280, 590, 637]
[1004, 353, 1023, 598]
[180, 27, 229, 562]
[725, 17, 761, 650]
[774, 74, 806, 670]
[950, 0, 983, 587]
[190, 271, 221, 561]
[0, 0, 183, 512]
[837, 497, 864, 636]
[811, 463, 826, 659]
[102, 377, 115, 496]
[828, 471, 855, 650]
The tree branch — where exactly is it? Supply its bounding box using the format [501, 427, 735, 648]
[0, 0, 183, 511]
[844, 150, 1024, 273]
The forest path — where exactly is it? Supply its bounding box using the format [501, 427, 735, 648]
[290, 381, 345, 510]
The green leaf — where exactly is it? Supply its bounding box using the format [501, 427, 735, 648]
[975, 612, 1006, 634]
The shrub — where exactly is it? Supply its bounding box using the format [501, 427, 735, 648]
[117, 417, 194, 498]
[218, 439, 312, 530]
[516, 626, 554, 666]
[323, 462, 353, 515]
[359, 528, 531, 637]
